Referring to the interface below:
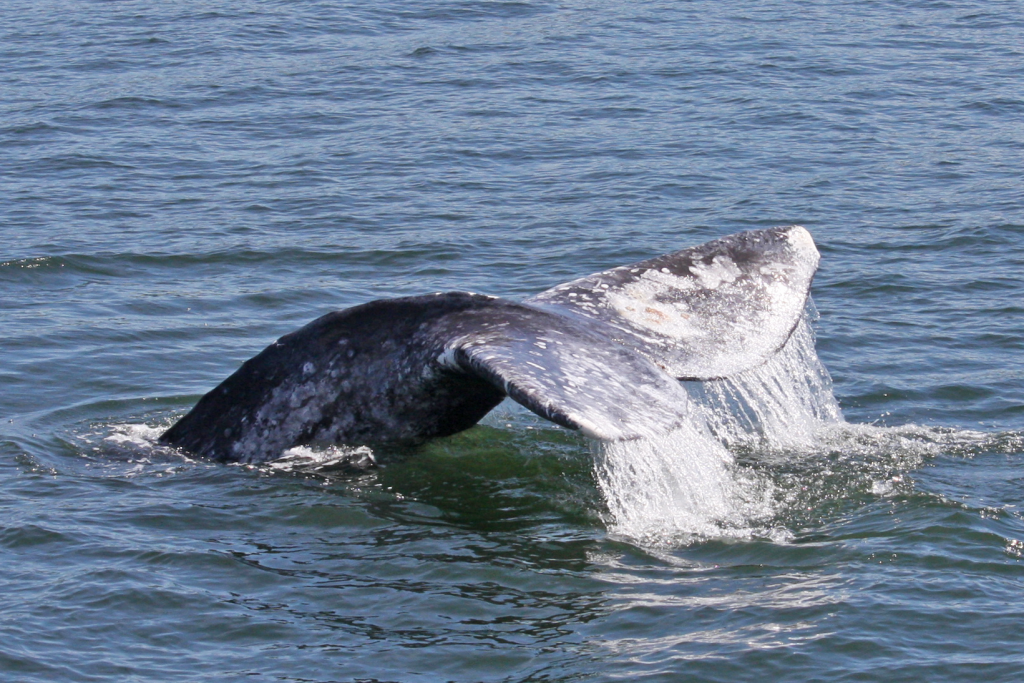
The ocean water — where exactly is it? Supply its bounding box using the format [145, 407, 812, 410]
[2, 1, 1023, 681]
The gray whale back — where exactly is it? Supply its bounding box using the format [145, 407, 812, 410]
[160, 226, 819, 463]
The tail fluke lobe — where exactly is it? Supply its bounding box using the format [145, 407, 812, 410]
[447, 304, 693, 441]
[527, 225, 819, 380]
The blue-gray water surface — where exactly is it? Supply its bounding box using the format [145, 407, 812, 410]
[2, 1, 1023, 681]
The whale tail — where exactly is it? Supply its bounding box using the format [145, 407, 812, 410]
[160, 226, 819, 463]
[528, 225, 818, 380]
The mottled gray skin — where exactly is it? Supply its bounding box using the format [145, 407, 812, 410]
[528, 225, 818, 379]
[160, 293, 694, 462]
[161, 294, 507, 462]
[161, 226, 819, 463]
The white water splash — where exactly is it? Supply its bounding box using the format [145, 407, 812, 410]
[102, 423, 167, 449]
[593, 309, 843, 544]
[689, 314, 843, 450]
[269, 444, 376, 474]
[66, 423, 195, 477]
[593, 425, 781, 546]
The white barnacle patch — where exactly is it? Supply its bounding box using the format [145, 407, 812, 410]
[688, 254, 742, 290]
[288, 380, 320, 409]
[605, 268, 701, 338]
[302, 362, 316, 377]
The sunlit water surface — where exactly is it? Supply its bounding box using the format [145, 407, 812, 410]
[2, 1, 1023, 681]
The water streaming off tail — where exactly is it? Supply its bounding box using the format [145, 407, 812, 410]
[593, 423, 779, 545]
[594, 309, 844, 544]
[690, 313, 843, 449]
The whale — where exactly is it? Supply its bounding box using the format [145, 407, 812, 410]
[160, 226, 819, 463]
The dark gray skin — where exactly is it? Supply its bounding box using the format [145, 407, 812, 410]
[160, 292, 695, 462]
[161, 226, 819, 464]
[161, 294, 507, 462]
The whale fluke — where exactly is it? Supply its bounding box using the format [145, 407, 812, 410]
[527, 225, 818, 380]
[160, 226, 819, 463]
